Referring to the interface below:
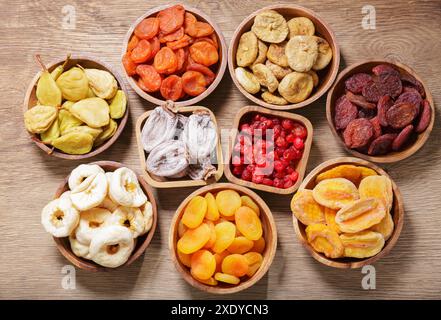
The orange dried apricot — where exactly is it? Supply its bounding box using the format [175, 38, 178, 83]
[159, 27, 184, 43]
[186, 63, 216, 86]
[243, 252, 263, 277]
[252, 237, 266, 254]
[212, 221, 236, 253]
[178, 219, 187, 238]
[214, 251, 229, 273]
[177, 250, 192, 267]
[184, 12, 197, 31]
[177, 223, 210, 254]
[182, 70, 206, 96]
[335, 198, 386, 233]
[197, 277, 218, 286]
[157, 5, 185, 34]
[306, 224, 344, 259]
[122, 53, 137, 76]
[134, 17, 160, 40]
[215, 272, 240, 285]
[175, 47, 188, 74]
[189, 41, 219, 66]
[221, 254, 249, 277]
[191, 249, 216, 280]
[153, 47, 178, 74]
[136, 65, 162, 93]
[291, 189, 326, 226]
[166, 34, 194, 50]
[235, 206, 262, 241]
[227, 236, 254, 254]
[240, 195, 260, 216]
[204, 192, 220, 221]
[182, 195, 207, 228]
[186, 20, 214, 38]
[131, 39, 152, 64]
[149, 36, 160, 57]
[203, 220, 217, 249]
[312, 178, 359, 210]
[160, 75, 183, 101]
[215, 190, 241, 217]
[127, 35, 139, 52]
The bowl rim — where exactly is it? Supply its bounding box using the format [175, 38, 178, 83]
[168, 182, 278, 294]
[23, 55, 130, 160]
[326, 59, 435, 163]
[292, 156, 404, 269]
[121, 3, 228, 107]
[227, 4, 340, 110]
[52, 160, 158, 272]
[224, 105, 313, 194]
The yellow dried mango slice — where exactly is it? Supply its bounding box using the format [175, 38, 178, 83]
[370, 212, 394, 241]
[291, 189, 326, 226]
[312, 178, 359, 210]
[335, 198, 386, 233]
[359, 175, 393, 212]
[305, 224, 344, 259]
[315, 165, 362, 185]
[324, 207, 341, 234]
[340, 231, 385, 258]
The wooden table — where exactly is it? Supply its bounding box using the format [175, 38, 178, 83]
[1, 0, 440, 299]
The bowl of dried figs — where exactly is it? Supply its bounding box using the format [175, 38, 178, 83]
[135, 102, 223, 188]
[327, 60, 434, 163]
[122, 4, 227, 107]
[291, 157, 404, 269]
[228, 5, 340, 110]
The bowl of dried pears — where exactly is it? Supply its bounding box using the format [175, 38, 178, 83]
[291, 157, 404, 268]
[23, 55, 129, 159]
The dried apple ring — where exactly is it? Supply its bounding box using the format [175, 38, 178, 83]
[251, 10, 289, 43]
[182, 70, 207, 96]
[286, 35, 318, 72]
[312, 36, 333, 71]
[370, 212, 394, 241]
[251, 63, 279, 93]
[340, 231, 385, 258]
[287, 17, 315, 37]
[235, 206, 262, 241]
[267, 42, 289, 67]
[153, 47, 178, 74]
[177, 223, 211, 254]
[306, 224, 344, 259]
[182, 195, 207, 228]
[359, 175, 393, 212]
[335, 198, 386, 233]
[222, 254, 249, 277]
[312, 178, 360, 210]
[235, 67, 260, 94]
[216, 190, 241, 217]
[278, 72, 313, 103]
[190, 41, 219, 66]
[252, 40, 268, 66]
[191, 249, 216, 280]
[236, 31, 259, 67]
[212, 221, 236, 253]
[291, 189, 326, 226]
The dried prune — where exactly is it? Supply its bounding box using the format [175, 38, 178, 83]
[345, 73, 372, 94]
[368, 133, 397, 155]
[385, 103, 418, 129]
[378, 72, 402, 98]
[362, 80, 382, 103]
[370, 117, 382, 139]
[377, 95, 394, 127]
[343, 118, 374, 149]
[334, 95, 357, 130]
[346, 91, 376, 110]
[415, 100, 432, 133]
[392, 124, 413, 151]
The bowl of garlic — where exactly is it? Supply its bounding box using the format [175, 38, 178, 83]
[41, 161, 157, 271]
[23, 55, 129, 160]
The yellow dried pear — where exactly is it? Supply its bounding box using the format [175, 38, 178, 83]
[52, 132, 94, 155]
[286, 35, 318, 72]
[278, 72, 313, 103]
[312, 36, 333, 71]
[63, 125, 103, 140]
[83, 68, 118, 100]
[252, 40, 268, 66]
[56, 66, 89, 102]
[236, 31, 259, 67]
[251, 63, 279, 93]
[58, 109, 83, 134]
[35, 55, 62, 107]
[251, 10, 289, 43]
[312, 178, 359, 210]
[24, 105, 58, 134]
[40, 118, 60, 144]
[291, 189, 325, 226]
[335, 198, 386, 233]
[109, 90, 127, 119]
[340, 231, 385, 258]
[359, 175, 393, 212]
[87, 87, 97, 98]
[324, 207, 341, 234]
[61, 100, 75, 111]
[287, 17, 315, 38]
[94, 119, 117, 146]
[306, 224, 344, 259]
[261, 91, 288, 105]
[267, 42, 289, 67]
[70, 97, 110, 128]
[235, 67, 260, 94]
[315, 165, 363, 185]
[370, 212, 394, 241]
[50, 54, 71, 80]
[265, 60, 292, 80]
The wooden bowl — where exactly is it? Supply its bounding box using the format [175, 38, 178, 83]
[292, 157, 404, 269]
[53, 161, 158, 272]
[24, 56, 129, 160]
[228, 4, 340, 110]
[122, 4, 227, 107]
[135, 105, 223, 188]
[326, 60, 435, 163]
[169, 183, 277, 294]
[224, 105, 313, 194]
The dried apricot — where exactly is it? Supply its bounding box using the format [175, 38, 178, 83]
[340, 231, 385, 258]
[134, 17, 160, 40]
[131, 39, 152, 64]
[190, 41, 219, 67]
[182, 195, 207, 228]
[312, 178, 359, 210]
[222, 254, 249, 277]
[186, 20, 214, 38]
[181, 70, 206, 96]
[240, 195, 260, 216]
[212, 221, 236, 253]
[315, 165, 362, 185]
[324, 207, 341, 234]
[252, 237, 266, 254]
[187, 63, 216, 86]
[227, 236, 254, 254]
[177, 223, 210, 254]
[243, 252, 263, 277]
[166, 34, 194, 50]
[197, 277, 218, 286]
[127, 35, 139, 52]
[343, 118, 374, 149]
[178, 219, 187, 238]
[157, 5, 185, 34]
[290, 189, 325, 226]
[203, 220, 217, 249]
[306, 224, 344, 259]
[159, 27, 184, 43]
[154, 47, 178, 74]
[149, 36, 160, 57]
[235, 206, 263, 241]
[122, 53, 137, 76]
[415, 100, 432, 133]
[204, 192, 220, 221]
[215, 190, 241, 217]
[184, 12, 197, 31]
[215, 272, 240, 285]
[175, 48, 188, 74]
[334, 95, 357, 130]
[136, 65, 162, 92]
[160, 75, 183, 101]
[335, 198, 386, 233]
[359, 175, 393, 211]
[191, 249, 216, 280]
[177, 250, 192, 267]
[214, 251, 229, 273]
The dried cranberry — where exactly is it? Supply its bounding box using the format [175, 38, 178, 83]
[241, 169, 252, 181]
[262, 178, 274, 186]
[293, 137, 304, 150]
[282, 119, 294, 130]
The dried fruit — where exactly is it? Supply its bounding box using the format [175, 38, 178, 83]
[372, 64, 399, 77]
[212, 221, 236, 253]
[235, 67, 260, 94]
[287, 17, 315, 37]
[252, 40, 268, 66]
[251, 10, 288, 43]
[134, 17, 160, 40]
[186, 19, 214, 38]
[370, 213, 394, 241]
[345, 91, 376, 110]
[63, 125, 102, 141]
[252, 237, 265, 254]
[290, 189, 326, 226]
[334, 95, 357, 130]
[24, 105, 58, 134]
[83, 68, 118, 100]
[182, 196, 207, 228]
[312, 178, 359, 210]
[203, 220, 217, 249]
[50, 54, 71, 81]
[236, 31, 259, 67]
[359, 175, 393, 211]
[378, 72, 402, 98]
[251, 63, 279, 93]
[227, 236, 254, 254]
[307, 70, 319, 87]
[362, 80, 382, 103]
[286, 35, 318, 72]
[182, 70, 207, 96]
[109, 90, 127, 120]
[159, 27, 184, 43]
[40, 118, 60, 144]
[141, 106, 178, 153]
[177, 223, 211, 254]
[345, 73, 372, 94]
[177, 250, 192, 267]
[265, 60, 292, 80]
[157, 5, 185, 34]
[41, 196, 79, 237]
[343, 118, 374, 149]
[261, 91, 288, 105]
[191, 249, 216, 280]
[122, 53, 138, 76]
[335, 198, 386, 233]
[52, 131, 94, 154]
[146, 140, 189, 177]
[305, 224, 344, 258]
[244, 252, 263, 277]
[324, 208, 341, 234]
[278, 72, 313, 103]
[204, 192, 219, 221]
[58, 109, 83, 134]
[190, 41, 219, 67]
[216, 190, 241, 217]
[315, 165, 362, 185]
[312, 36, 332, 70]
[166, 34, 193, 50]
[267, 42, 288, 67]
[396, 90, 422, 112]
[94, 119, 117, 146]
[56, 67, 89, 102]
[392, 124, 413, 151]
[187, 63, 216, 85]
[104, 206, 144, 238]
[235, 206, 262, 241]
[214, 272, 240, 285]
[401, 73, 425, 97]
[70, 97, 110, 128]
[154, 47, 178, 74]
[415, 100, 432, 133]
[368, 133, 397, 155]
[240, 196, 260, 216]
[370, 116, 382, 139]
[340, 231, 385, 258]
[222, 254, 249, 277]
[160, 75, 183, 101]
[377, 95, 394, 127]
[35, 55, 62, 107]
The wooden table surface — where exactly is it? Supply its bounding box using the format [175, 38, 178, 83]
[1, 0, 440, 300]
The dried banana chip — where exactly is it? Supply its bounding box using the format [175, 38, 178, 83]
[24, 105, 58, 134]
[56, 67, 89, 102]
[94, 119, 117, 146]
[267, 42, 289, 67]
[286, 35, 318, 72]
[109, 90, 127, 120]
[278, 72, 313, 103]
[235, 67, 260, 94]
[265, 60, 292, 80]
[251, 10, 288, 43]
[236, 31, 259, 67]
[70, 97, 110, 128]
[312, 36, 332, 70]
[84, 68, 118, 100]
[287, 17, 315, 37]
[252, 40, 268, 66]
[52, 131, 94, 155]
[58, 109, 83, 135]
[251, 63, 279, 93]
[307, 70, 319, 87]
[261, 91, 288, 105]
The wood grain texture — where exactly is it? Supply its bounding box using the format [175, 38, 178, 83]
[0, 0, 440, 299]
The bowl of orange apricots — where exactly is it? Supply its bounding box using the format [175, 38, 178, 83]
[169, 183, 277, 294]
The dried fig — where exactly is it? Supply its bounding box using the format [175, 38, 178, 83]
[251, 10, 288, 43]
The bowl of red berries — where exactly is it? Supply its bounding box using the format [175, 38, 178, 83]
[224, 106, 313, 194]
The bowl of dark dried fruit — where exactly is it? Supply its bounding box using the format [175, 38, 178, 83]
[326, 60, 434, 163]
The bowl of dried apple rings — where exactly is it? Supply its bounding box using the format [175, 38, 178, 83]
[169, 183, 277, 294]
[291, 157, 404, 269]
[327, 60, 435, 163]
[23, 55, 129, 159]
[228, 5, 340, 110]
[122, 4, 227, 106]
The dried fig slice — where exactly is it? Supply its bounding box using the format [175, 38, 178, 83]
[286, 35, 318, 72]
[267, 42, 289, 67]
[265, 60, 292, 80]
[251, 10, 288, 43]
[251, 63, 279, 93]
[235, 67, 260, 94]
[312, 36, 332, 71]
[236, 31, 258, 67]
[287, 17, 315, 38]
[278, 72, 313, 103]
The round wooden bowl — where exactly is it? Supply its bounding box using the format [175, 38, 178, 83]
[23, 56, 129, 160]
[292, 157, 404, 269]
[326, 60, 435, 163]
[121, 4, 227, 107]
[169, 183, 277, 294]
[53, 161, 158, 272]
[228, 4, 340, 110]
[224, 105, 313, 194]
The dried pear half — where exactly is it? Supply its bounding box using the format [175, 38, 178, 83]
[261, 91, 287, 105]
[52, 132, 94, 155]
[58, 109, 83, 134]
[94, 119, 117, 146]
[252, 40, 268, 66]
[50, 54, 71, 80]
[35, 55, 62, 107]
[251, 10, 288, 43]
[312, 36, 333, 71]
[235, 67, 260, 94]
[109, 90, 127, 119]
[265, 60, 292, 80]
[286, 35, 318, 72]
[40, 118, 60, 144]
[87, 87, 97, 98]
[251, 63, 279, 93]
[83, 68, 118, 100]
[70, 97, 110, 128]
[267, 42, 289, 67]
[236, 31, 259, 67]
[24, 105, 58, 134]
[278, 72, 313, 103]
[287, 17, 315, 38]
[64, 125, 103, 140]
[61, 101, 75, 111]
[56, 67, 89, 102]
